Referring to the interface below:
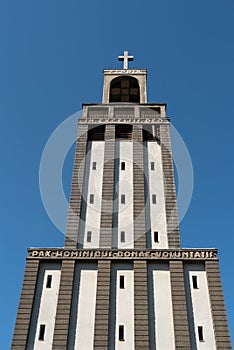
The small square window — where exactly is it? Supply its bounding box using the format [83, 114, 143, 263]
[46, 275, 52, 288]
[121, 194, 126, 204]
[198, 326, 204, 342]
[87, 231, 92, 243]
[38, 324, 46, 341]
[192, 276, 198, 289]
[120, 231, 125, 243]
[119, 325, 125, 341]
[92, 162, 97, 170]
[151, 162, 155, 170]
[154, 231, 159, 243]
[120, 275, 125, 289]
[90, 194, 94, 204]
[121, 162, 125, 170]
[152, 194, 157, 204]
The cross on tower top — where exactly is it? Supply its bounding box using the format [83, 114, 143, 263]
[118, 50, 134, 70]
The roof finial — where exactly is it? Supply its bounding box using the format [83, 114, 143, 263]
[118, 50, 134, 70]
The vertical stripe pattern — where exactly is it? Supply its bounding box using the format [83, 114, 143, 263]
[170, 261, 190, 349]
[134, 261, 149, 349]
[52, 260, 75, 349]
[133, 125, 146, 248]
[205, 261, 232, 349]
[11, 260, 39, 349]
[93, 260, 111, 350]
[65, 124, 88, 249]
[100, 125, 115, 248]
[160, 124, 180, 248]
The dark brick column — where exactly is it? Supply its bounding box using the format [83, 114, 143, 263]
[160, 124, 180, 248]
[205, 260, 232, 349]
[94, 260, 111, 350]
[65, 124, 88, 249]
[134, 261, 149, 349]
[11, 259, 39, 349]
[133, 125, 146, 249]
[52, 260, 75, 349]
[170, 261, 191, 349]
[100, 125, 115, 248]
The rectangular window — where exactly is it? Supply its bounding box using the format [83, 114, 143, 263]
[87, 231, 92, 243]
[192, 275, 198, 289]
[121, 162, 125, 170]
[154, 231, 159, 243]
[121, 194, 125, 204]
[90, 194, 94, 204]
[92, 161, 97, 170]
[120, 275, 125, 289]
[119, 325, 125, 341]
[198, 326, 204, 341]
[120, 231, 125, 243]
[152, 194, 157, 204]
[151, 162, 155, 170]
[38, 324, 46, 341]
[46, 275, 52, 288]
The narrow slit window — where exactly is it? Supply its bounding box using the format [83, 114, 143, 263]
[121, 194, 126, 204]
[121, 162, 125, 170]
[119, 325, 125, 341]
[152, 194, 157, 204]
[151, 162, 155, 170]
[154, 231, 159, 243]
[192, 275, 198, 289]
[120, 231, 125, 243]
[46, 275, 52, 288]
[198, 326, 204, 341]
[90, 194, 94, 204]
[92, 161, 97, 170]
[87, 231, 92, 243]
[38, 324, 46, 341]
[120, 275, 125, 289]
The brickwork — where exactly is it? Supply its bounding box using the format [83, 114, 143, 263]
[205, 260, 232, 349]
[99, 125, 115, 248]
[170, 261, 191, 349]
[134, 261, 150, 349]
[160, 124, 181, 248]
[11, 259, 39, 349]
[65, 124, 88, 249]
[52, 260, 75, 349]
[133, 125, 147, 249]
[93, 260, 111, 349]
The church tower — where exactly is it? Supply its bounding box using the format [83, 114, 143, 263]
[12, 52, 231, 349]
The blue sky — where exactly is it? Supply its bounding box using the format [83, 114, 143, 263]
[0, 0, 233, 348]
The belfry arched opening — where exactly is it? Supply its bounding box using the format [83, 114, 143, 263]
[109, 76, 140, 103]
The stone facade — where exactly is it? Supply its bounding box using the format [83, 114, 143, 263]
[12, 62, 231, 349]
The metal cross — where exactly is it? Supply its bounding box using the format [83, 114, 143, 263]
[118, 50, 134, 70]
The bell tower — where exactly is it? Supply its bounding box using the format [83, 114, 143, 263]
[12, 52, 231, 350]
[102, 51, 147, 103]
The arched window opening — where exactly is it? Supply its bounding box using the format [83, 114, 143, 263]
[109, 76, 140, 103]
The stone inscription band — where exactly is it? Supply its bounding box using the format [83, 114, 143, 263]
[28, 249, 218, 260]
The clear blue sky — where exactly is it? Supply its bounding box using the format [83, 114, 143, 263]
[0, 0, 233, 348]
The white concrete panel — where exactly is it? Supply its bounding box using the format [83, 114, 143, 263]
[153, 268, 175, 349]
[74, 269, 98, 350]
[147, 142, 168, 248]
[33, 269, 61, 350]
[115, 270, 134, 349]
[189, 271, 216, 349]
[84, 141, 105, 248]
[118, 142, 134, 248]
